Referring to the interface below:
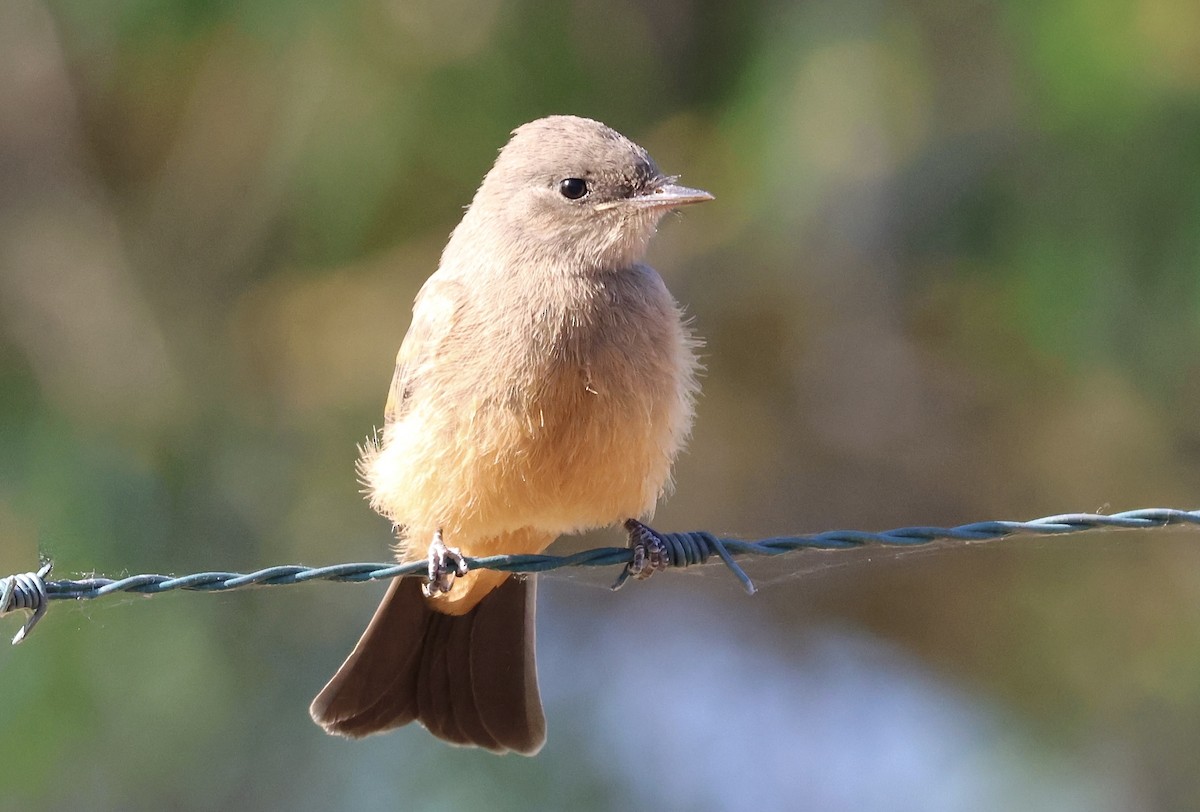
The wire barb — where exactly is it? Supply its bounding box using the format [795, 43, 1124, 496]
[613, 519, 755, 594]
[1, 508, 1197, 645]
[0, 562, 53, 644]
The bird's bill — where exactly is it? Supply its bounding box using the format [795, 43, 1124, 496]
[628, 182, 714, 210]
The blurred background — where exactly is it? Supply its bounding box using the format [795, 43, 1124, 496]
[1, 0, 1199, 809]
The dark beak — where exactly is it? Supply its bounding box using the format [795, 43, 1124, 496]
[628, 182, 714, 210]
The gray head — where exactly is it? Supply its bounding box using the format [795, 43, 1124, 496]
[455, 116, 712, 271]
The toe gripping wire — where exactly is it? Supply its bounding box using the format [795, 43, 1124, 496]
[0, 563, 52, 645]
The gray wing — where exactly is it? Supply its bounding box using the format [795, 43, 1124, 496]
[383, 275, 467, 425]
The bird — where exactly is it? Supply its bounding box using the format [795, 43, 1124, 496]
[309, 115, 711, 755]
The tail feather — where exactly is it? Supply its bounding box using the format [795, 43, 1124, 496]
[444, 611, 503, 750]
[310, 575, 545, 755]
[416, 611, 466, 745]
[469, 574, 545, 750]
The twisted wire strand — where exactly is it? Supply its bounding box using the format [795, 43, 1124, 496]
[0, 563, 52, 644]
[1, 507, 1197, 645]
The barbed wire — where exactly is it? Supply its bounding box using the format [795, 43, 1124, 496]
[2, 507, 1197, 645]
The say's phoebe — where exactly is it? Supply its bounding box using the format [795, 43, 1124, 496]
[310, 115, 711, 755]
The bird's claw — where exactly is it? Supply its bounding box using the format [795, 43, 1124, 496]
[623, 519, 670, 581]
[423, 530, 468, 598]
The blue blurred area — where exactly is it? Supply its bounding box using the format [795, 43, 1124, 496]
[2, 0, 1199, 808]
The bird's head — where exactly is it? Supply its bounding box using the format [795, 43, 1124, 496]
[462, 115, 712, 272]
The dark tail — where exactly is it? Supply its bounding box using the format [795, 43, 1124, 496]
[310, 575, 545, 755]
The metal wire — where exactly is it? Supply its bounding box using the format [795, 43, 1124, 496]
[1, 507, 1196, 645]
[0, 562, 52, 644]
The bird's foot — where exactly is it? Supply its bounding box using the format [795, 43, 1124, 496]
[422, 529, 468, 598]
[623, 519, 670, 581]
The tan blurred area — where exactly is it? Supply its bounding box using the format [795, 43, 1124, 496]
[2, 0, 1200, 810]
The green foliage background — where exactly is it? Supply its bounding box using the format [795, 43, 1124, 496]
[1, 0, 1199, 809]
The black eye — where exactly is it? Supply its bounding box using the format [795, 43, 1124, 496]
[559, 177, 588, 200]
